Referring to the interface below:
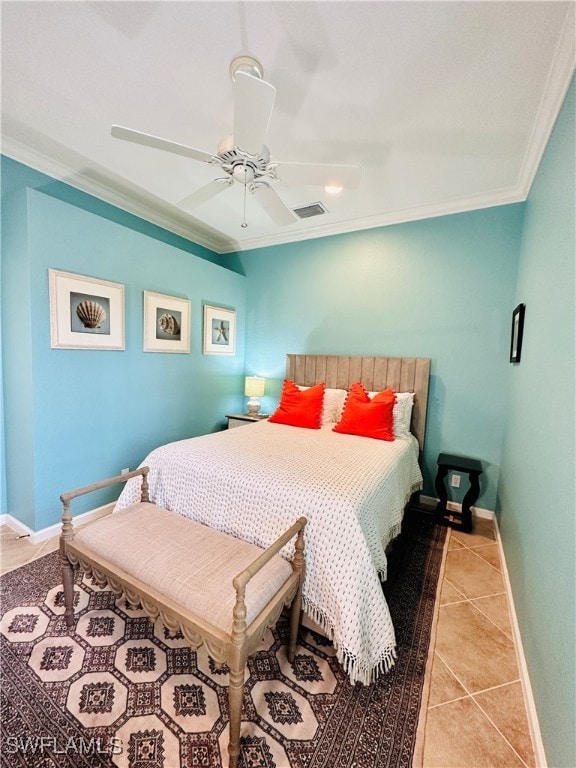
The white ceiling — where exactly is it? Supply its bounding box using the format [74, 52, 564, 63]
[1, 1, 574, 254]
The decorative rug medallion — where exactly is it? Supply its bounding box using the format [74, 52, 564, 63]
[0, 516, 445, 767]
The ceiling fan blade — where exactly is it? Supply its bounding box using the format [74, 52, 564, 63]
[274, 162, 362, 189]
[111, 125, 218, 164]
[178, 179, 232, 210]
[233, 72, 276, 156]
[252, 183, 297, 226]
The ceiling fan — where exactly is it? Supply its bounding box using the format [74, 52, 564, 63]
[111, 56, 361, 228]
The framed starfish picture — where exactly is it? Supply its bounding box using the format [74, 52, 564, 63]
[203, 304, 236, 355]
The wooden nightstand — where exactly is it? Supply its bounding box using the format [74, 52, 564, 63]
[226, 413, 269, 429]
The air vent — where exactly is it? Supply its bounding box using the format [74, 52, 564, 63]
[292, 202, 328, 219]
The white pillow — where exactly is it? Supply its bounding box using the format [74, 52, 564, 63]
[297, 385, 347, 425]
[367, 390, 414, 437]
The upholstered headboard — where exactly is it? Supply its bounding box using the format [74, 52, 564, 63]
[286, 354, 431, 452]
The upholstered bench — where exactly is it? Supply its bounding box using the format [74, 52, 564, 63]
[60, 467, 306, 768]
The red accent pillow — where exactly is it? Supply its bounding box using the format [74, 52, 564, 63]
[333, 382, 396, 441]
[269, 380, 325, 429]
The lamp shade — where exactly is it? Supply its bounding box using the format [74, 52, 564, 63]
[244, 376, 266, 398]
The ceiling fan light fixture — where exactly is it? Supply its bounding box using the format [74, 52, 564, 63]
[229, 55, 264, 82]
[232, 163, 256, 184]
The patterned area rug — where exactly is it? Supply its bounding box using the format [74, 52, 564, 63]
[0, 515, 446, 768]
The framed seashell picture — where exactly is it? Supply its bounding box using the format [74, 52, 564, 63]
[49, 269, 125, 350]
[143, 290, 191, 353]
[203, 304, 236, 355]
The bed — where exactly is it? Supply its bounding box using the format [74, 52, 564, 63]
[115, 354, 431, 685]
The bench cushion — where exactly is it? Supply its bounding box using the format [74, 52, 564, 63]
[72, 503, 294, 632]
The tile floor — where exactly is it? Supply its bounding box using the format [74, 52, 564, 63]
[1, 518, 537, 767]
[421, 518, 537, 768]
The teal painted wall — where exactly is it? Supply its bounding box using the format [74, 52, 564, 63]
[498, 75, 575, 768]
[1, 161, 247, 528]
[1, 191, 36, 525]
[237, 205, 524, 509]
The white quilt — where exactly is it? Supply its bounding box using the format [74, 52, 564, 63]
[115, 421, 423, 685]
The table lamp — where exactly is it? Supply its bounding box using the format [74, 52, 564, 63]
[244, 376, 266, 415]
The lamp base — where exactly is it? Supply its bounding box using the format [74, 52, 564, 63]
[246, 397, 261, 415]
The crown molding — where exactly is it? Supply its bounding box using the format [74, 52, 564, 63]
[515, 3, 576, 199]
[0, 135, 233, 255]
[1, 133, 527, 255]
[217, 187, 527, 253]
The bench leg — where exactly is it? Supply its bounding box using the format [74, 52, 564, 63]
[227, 664, 245, 768]
[61, 558, 76, 629]
[288, 589, 303, 663]
[288, 526, 306, 663]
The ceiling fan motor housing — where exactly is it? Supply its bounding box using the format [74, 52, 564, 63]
[217, 135, 270, 185]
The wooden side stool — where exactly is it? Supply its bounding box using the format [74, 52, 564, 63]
[434, 453, 482, 533]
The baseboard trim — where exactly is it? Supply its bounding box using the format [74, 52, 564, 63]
[1, 503, 115, 544]
[419, 494, 494, 520]
[493, 516, 547, 768]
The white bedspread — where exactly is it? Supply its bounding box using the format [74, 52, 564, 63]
[115, 421, 423, 685]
